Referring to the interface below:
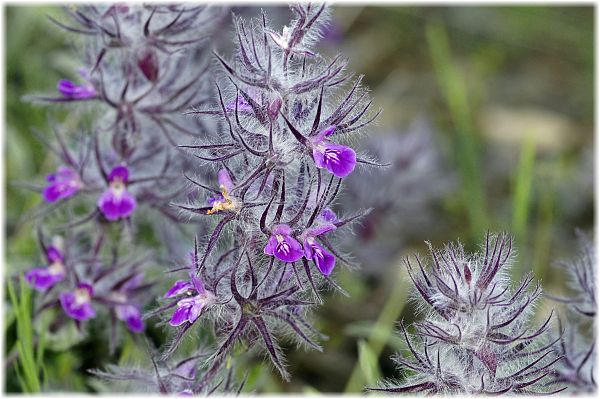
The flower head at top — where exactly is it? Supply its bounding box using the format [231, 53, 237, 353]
[25, 246, 66, 292]
[112, 273, 145, 333]
[311, 125, 356, 178]
[264, 224, 304, 263]
[206, 169, 239, 215]
[42, 166, 82, 203]
[265, 26, 315, 57]
[97, 165, 137, 221]
[300, 208, 338, 276]
[57, 76, 97, 100]
[165, 275, 216, 327]
[59, 283, 96, 321]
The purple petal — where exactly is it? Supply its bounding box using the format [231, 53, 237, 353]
[25, 267, 63, 292]
[59, 290, 96, 321]
[164, 280, 193, 298]
[313, 143, 356, 178]
[108, 165, 129, 183]
[314, 125, 337, 143]
[42, 166, 80, 202]
[169, 304, 191, 326]
[217, 169, 234, 192]
[264, 236, 278, 256]
[319, 208, 338, 223]
[97, 187, 137, 221]
[46, 246, 64, 263]
[272, 235, 304, 263]
[57, 79, 96, 99]
[191, 276, 206, 295]
[116, 305, 144, 333]
[272, 224, 292, 236]
[187, 302, 205, 324]
[304, 240, 336, 276]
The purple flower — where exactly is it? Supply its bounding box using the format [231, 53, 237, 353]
[165, 276, 215, 327]
[112, 273, 145, 333]
[303, 238, 336, 276]
[59, 283, 96, 321]
[57, 79, 97, 99]
[301, 214, 337, 276]
[42, 166, 81, 202]
[25, 246, 66, 291]
[97, 165, 137, 221]
[206, 169, 238, 214]
[311, 125, 356, 178]
[264, 224, 304, 263]
[115, 303, 144, 333]
[265, 26, 315, 57]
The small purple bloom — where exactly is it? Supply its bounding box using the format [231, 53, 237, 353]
[303, 237, 336, 276]
[25, 246, 66, 292]
[59, 283, 96, 321]
[300, 215, 338, 276]
[264, 224, 304, 263]
[311, 125, 356, 178]
[57, 79, 97, 99]
[166, 276, 215, 327]
[115, 304, 144, 333]
[97, 165, 137, 221]
[112, 273, 145, 333]
[42, 166, 81, 202]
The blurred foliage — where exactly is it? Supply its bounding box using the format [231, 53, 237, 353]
[4, 5, 594, 394]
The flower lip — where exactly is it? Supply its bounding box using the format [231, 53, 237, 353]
[42, 166, 81, 202]
[264, 224, 304, 263]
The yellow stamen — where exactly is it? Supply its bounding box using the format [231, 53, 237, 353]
[206, 185, 239, 214]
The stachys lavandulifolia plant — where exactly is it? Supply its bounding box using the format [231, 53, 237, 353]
[158, 3, 383, 383]
[547, 230, 596, 393]
[370, 233, 565, 395]
[15, 3, 225, 361]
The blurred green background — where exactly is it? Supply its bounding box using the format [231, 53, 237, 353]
[4, 5, 594, 393]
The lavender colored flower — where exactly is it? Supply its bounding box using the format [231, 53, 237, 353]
[97, 165, 137, 221]
[112, 273, 145, 333]
[311, 125, 356, 178]
[25, 245, 66, 291]
[59, 283, 96, 321]
[165, 275, 215, 327]
[264, 224, 304, 263]
[57, 79, 97, 99]
[300, 211, 338, 276]
[42, 166, 81, 202]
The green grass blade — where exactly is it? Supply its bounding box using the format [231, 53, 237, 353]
[426, 22, 487, 239]
[344, 265, 410, 393]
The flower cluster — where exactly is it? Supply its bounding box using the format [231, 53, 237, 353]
[20, 4, 224, 353]
[371, 233, 565, 395]
[151, 3, 380, 385]
[547, 230, 596, 393]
